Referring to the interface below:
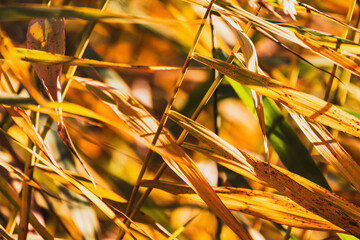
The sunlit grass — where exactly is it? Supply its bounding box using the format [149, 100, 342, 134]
[0, 0, 360, 239]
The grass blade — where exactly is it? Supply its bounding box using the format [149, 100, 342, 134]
[288, 110, 360, 191]
[141, 180, 342, 232]
[193, 53, 360, 138]
[13, 48, 182, 71]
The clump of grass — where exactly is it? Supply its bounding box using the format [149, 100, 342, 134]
[1, 0, 360, 239]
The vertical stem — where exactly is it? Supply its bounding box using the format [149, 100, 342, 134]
[62, 0, 109, 99]
[284, 226, 292, 240]
[210, 13, 223, 240]
[337, 13, 360, 106]
[18, 110, 40, 240]
[323, 0, 356, 102]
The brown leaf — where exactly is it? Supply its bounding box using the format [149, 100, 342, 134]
[27, 17, 65, 102]
[141, 180, 343, 232]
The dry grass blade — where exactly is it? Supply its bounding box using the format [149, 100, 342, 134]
[0, 4, 196, 25]
[288, 109, 360, 191]
[273, 2, 360, 35]
[5, 106, 59, 168]
[193, 54, 360, 138]
[36, 165, 127, 203]
[168, 110, 360, 237]
[14, 48, 182, 71]
[141, 180, 343, 232]
[78, 77, 253, 240]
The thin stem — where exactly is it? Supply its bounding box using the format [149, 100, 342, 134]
[337, 12, 360, 106]
[323, 0, 356, 101]
[118, 1, 217, 239]
[283, 226, 292, 240]
[210, 13, 222, 240]
[18, 110, 39, 240]
[62, 0, 109, 99]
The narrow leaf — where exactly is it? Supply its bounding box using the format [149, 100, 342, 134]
[14, 48, 181, 71]
[141, 180, 342, 232]
[193, 53, 360, 138]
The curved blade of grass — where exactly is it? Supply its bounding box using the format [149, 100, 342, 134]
[27, 17, 65, 102]
[78, 78, 253, 240]
[182, 142, 266, 184]
[272, 2, 360, 35]
[223, 15, 270, 172]
[26, 15, 96, 188]
[236, 85, 331, 189]
[13, 48, 182, 71]
[141, 180, 342, 232]
[4, 106, 59, 167]
[0, 157, 85, 240]
[288, 110, 360, 191]
[193, 53, 360, 138]
[168, 110, 360, 237]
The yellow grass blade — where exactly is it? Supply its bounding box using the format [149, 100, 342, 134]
[168, 110, 360, 237]
[14, 48, 182, 71]
[78, 77, 253, 240]
[36, 165, 127, 203]
[193, 53, 360, 138]
[141, 180, 343, 232]
[288, 110, 360, 191]
[5, 106, 59, 168]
